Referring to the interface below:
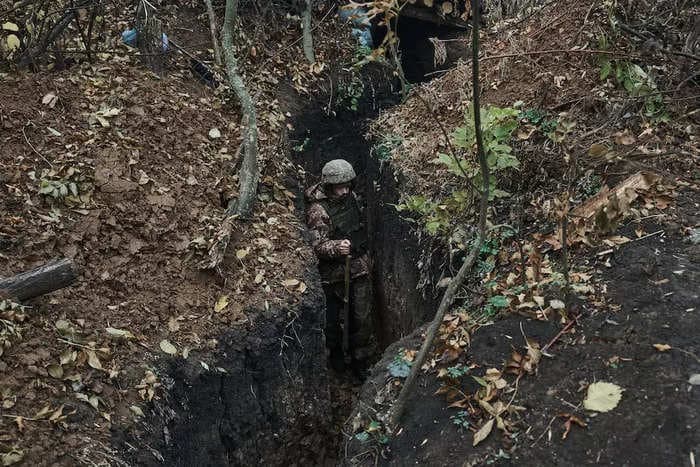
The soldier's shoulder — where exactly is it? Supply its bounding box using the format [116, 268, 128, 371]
[307, 201, 329, 223]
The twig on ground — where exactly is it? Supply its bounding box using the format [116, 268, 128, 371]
[541, 314, 581, 355]
[22, 125, 53, 167]
[530, 414, 558, 447]
[673, 347, 700, 364]
[482, 49, 642, 61]
[573, 2, 597, 45]
[632, 229, 664, 242]
[489, 0, 558, 36]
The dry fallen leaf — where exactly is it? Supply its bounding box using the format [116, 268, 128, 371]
[129, 405, 144, 417]
[653, 343, 672, 352]
[168, 316, 181, 332]
[159, 339, 178, 355]
[473, 418, 494, 446]
[86, 350, 102, 370]
[214, 295, 229, 313]
[583, 382, 623, 412]
[106, 327, 135, 340]
[47, 364, 64, 379]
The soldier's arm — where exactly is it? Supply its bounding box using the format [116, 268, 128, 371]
[307, 203, 345, 258]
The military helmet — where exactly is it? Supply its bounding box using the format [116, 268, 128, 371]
[321, 159, 356, 185]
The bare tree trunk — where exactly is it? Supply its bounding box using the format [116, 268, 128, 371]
[302, 0, 315, 64]
[0, 258, 77, 302]
[203, 0, 259, 270]
[388, 0, 489, 428]
[204, 0, 223, 66]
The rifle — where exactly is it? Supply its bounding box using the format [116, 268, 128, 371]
[342, 255, 352, 365]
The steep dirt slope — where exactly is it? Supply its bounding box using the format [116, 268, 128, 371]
[0, 2, 360, 464]
[344, 0, 699, 464]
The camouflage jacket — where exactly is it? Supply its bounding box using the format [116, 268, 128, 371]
[305, 183, 370, 283]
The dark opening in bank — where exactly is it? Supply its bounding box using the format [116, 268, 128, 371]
[371, 13, 469, 83]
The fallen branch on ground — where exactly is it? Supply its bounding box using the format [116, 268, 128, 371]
[388, 0, 489, 428]
[0, 258, 77, 302]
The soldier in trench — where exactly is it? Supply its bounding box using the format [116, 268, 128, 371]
[305, 159, 376, 373]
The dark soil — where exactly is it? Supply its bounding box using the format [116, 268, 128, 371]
[344, 187, 700, 466]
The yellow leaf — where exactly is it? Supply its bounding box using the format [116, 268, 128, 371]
[159, 339, 177, 355]
[235, 248, 249, 260]
[214, 295, 229, 313]
[6, 34, 20, 51]
[472, 418, 494, 446]
[282, 279, 300, 288]
[47, 364, 64, 379]
[583, 382, 623, 412]
[2, 22, 19, 32]
[653, 343, 671, 352]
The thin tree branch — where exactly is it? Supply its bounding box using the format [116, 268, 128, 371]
[204, 0, 223, 66]
[202, 0, 259, 270]
[388, 0, 489, 428]
[302, 0, 315, 64]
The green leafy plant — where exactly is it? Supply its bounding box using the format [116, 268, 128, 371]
[397, 105, 521, 239]
[337, 73, 364, 111]
[354, 44, 373, 64]
[520, 108, 558, 134]
[387, 350, 413, 378]
[29, 166, 91, 205]
[372, 133, 403, 161]
[443, 105, 520, 197]
[292, 136, 311, 153]
[450, 410, 471, 431]
[597, 35, 669, 122]
[355, 420, 390, 444]
[446, 364, 470, 379]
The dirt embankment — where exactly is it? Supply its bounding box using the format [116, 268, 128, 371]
[343, 0, 699, 464]
[0, 2, 364, 464]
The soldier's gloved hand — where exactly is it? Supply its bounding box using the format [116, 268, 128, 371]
[339, 239, 351, 256]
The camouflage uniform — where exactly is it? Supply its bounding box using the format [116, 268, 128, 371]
[305, 180, 376, 364]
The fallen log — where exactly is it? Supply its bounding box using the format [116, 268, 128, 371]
[0, 258, 77, 302]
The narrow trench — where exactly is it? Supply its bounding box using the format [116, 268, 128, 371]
[284, 15, 471, 462]
[149, 18, 467, 467]
[291, 91, 397, 457]
[289, 56, 451, 466]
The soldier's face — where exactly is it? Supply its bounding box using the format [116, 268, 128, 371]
[330, 183, 351, 198]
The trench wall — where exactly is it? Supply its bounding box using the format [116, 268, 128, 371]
[117, 276, 330, 466]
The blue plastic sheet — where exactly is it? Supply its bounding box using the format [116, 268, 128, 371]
[339, 7, 373, 47]
[121, 28, 170, 52]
